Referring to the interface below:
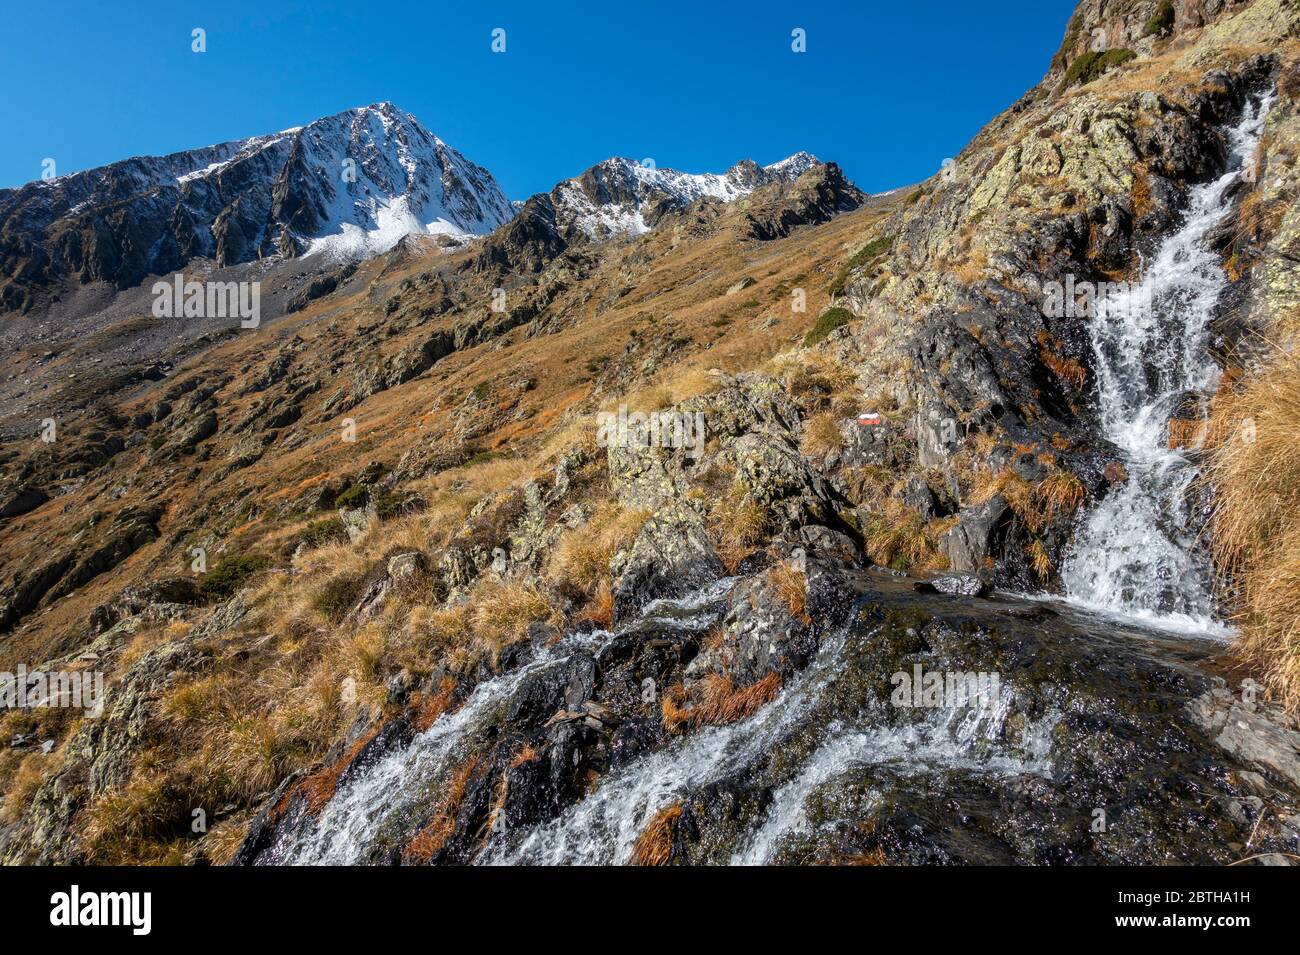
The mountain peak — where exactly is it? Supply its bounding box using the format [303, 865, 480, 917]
[552, 151, 826, 240]
[0, 105, 514, 309]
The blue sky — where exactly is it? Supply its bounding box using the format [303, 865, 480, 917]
[1, 0, 1078, 198]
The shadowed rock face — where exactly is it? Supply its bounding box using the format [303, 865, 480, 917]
[0, 103, 513, 313]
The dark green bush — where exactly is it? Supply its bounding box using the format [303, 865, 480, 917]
[335, 484, 368, 510]
[300, 518, 347, 549]
[1143, 1, 1175, 38]
[197, 553, 272, 602]
[804, 307, 856, 347]
[1062, 48, 1137, 88]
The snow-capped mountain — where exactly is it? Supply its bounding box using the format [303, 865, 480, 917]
[550, 152, 823, 239]
[0, 103, 512, 310]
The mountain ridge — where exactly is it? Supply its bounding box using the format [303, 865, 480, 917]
[0, 103, 514, 312]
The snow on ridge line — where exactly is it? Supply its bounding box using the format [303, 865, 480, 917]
[557, 151, 825, 240]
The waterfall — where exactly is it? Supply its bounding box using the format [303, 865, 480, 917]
[1060, 93, 1273, 635]
[259, 578, 736, 865]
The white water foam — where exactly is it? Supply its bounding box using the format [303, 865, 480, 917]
[1061, 94, 1273, 636]
[732, 685, 1058, 865]
[270, 627, 611, 865]
[268, 579, 737, 865]
[484, 635, 1055, 866]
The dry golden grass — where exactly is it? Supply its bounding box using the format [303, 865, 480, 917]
[769, 563, 811, 625]
[708, 482, 769, 573]
[1131, 163, 1155, 219]
[548, 503, 649, 593]
[197, 818, 250, 866]
[863, 498, 952, 573]
[693, 672, 782, 726]
[1208, 345, 1300, 711]
[1168, 417, 1210, 449]
[802, 412, 845, 457]
[770, 350, 859, 410]
[1035, 470, 1085, 520]
[81, 768, 185, 862]
[841, 465, 892, 508]
[468, 579, 559, 658]
[951, 247, 990, 284]
[579, 579, 615, 629]
[1028, 538, 1053, 582]
[663, 672, 782, 734]
[410, 676, 458, 732]
[633, 802, 683, 866]
[970, 467, 1043, 532]
[292, 725, 383, 815]
[0, 752, 50, 824]
[1037, 331, 1087, 390]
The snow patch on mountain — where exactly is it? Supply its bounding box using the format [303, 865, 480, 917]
[286, 103, 515, 260]
[553, 152, 824, 240]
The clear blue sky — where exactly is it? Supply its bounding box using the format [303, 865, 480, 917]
[1, 0, 1078, 198]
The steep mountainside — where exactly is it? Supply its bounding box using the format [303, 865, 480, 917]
[2, 0, 1300, 867]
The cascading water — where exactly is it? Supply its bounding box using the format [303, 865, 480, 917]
[483, 617, 1056, 866]
[260, 578, 737, 865]
[266, 627, 612, 865]
[1060, 93, 1273, 635]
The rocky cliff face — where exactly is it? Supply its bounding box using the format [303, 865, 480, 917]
[844, 0, 1296, 590]
[472, 159, 863, 277]
[549, 152, 824, 240]
[0, 103, 513, 312]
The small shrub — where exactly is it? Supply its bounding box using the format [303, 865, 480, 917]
[334, 484, 368, 510]
[300, 518, 346, 549]
[804, 307, 855, 347]
[1062, 48, 1137, 89]
[197, 553, 272, 602]
[829, 234, 895, 296]
[1143, 1, 1174, 38]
